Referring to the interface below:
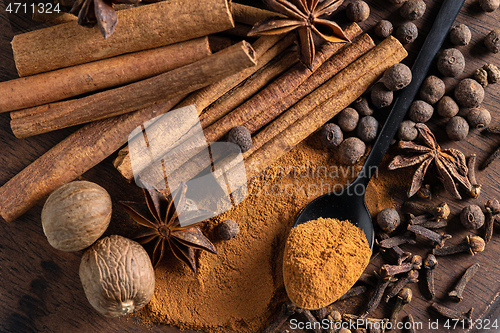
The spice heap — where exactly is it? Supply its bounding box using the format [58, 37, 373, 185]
[283, 217, 371, 310]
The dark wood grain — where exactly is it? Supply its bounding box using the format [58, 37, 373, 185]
[1, 0, 499, 332]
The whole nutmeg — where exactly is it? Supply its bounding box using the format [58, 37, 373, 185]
[467, 107, 491, 129]
[228, 126, 252, 153]
[479, 0, 500, 11]
[437, 48, 465, 77]
[449, 24, 471, 46]
[484, 29, 500, 53]
[382, 63, 412, 91]
[446, 116, 469, 141]
[218, 219, 239, 240]
[377, 208, 400, 234]
[374, 20, 393, 38]
[338, 137, 366, 165]
[454, 78, 484, 108]
[436, 96, 459, 118]
[395, 22, 418, 44]
[460, 205, 485, 230]
[42, 181, 112, 252]
[399, 0, 426, 20]
[419, 76, 445, 105]
[79, 235, 155, 317]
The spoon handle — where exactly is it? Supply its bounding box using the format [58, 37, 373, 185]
[354, 0, 465, 189]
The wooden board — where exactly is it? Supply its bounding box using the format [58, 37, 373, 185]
[1, 0, 500, 332]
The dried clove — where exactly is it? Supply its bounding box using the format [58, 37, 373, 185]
[384, 255, 422, 276]
[325, 310, 342, 333]
[486, 198, 500, 214]
[423, 254, 438, 300]
[449, 263, 480, 301]
[484, 207, 494, 243]
[385, 270, 418, 302]
[404, 202, 450, 221]
[379, 232, 417, 248]
[316, 307, 328, 321]
[409, 214, 448, 229]
[295, 308, 321, 333]
[480, 127, 500, 170]
[468, 154, 481, 198]
[405, 314, 417, 333]
[377, 232, 411, 265]
[263, 301, 296, 333]
[416, 184, 432, 200]
[338, 285, 369, 301]
[390, 288, 412, 329]
[431, 303, 473, 328]
[361, 267, 395, 318]
[343, 314, 388, 331]
[407, 224, 451, 247]
[433, 235, 486, 256]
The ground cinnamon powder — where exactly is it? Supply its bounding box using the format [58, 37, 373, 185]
[282, 217, 371, 310]
[137, 134, 412, 332]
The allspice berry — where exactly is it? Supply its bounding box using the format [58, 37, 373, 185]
[473, 67, 489, 88]
[395, 22, 418, 44]
[485, 30, 500, 53]
[446, 116, 469, 141]
[320, 123, 344, 148]
[377, 208, 401, 234]
[352, 96, 374, 116]
[374, 20, 393, 38]
[79, 235, 155, 317]
[357, 116, 379, 142]
[408, 100, 434, 123]
[382, 63, 412, 91]
[346, 0, 370, 22]
[454, 78, 484, 108]
[460, 205, 485, 230]
[419, 76, 445, 105]
[466, 107, 491, 129]
[339, 137, 366, 165]
[228, 126, 252, 153]
[42, 181, 112, 252]
[371, 82, 394, 108]
[218, 219, 239, 240]
[337, 108, 359, 132]
[449, 24, 471, 46]
[437, 96, 459, 118]
[398, 120, 418, 141]
[479, 0, 500, 12]
[484, 63, 500, 83]
[437, 48, 465, 77]
[399, 0, 426, 20]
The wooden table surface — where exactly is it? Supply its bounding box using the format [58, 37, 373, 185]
[1, 0, 500, 332]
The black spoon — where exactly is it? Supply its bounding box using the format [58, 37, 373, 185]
[293, 0, 466, 250]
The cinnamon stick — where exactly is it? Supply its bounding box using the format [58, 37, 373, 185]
[0, 38, 211, 113]
[231, 3, 280, 26]
[244, 36, 408, 180]
[114, 34, 295, 181]
[11, 0, 234, 77]
[11, 41, 257, 138]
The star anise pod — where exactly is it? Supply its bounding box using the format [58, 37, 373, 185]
[121, 182, 217, 271]
[248, 0, 349, 70]
[70, 0, 140, 38]
[389, 123, 472, 199]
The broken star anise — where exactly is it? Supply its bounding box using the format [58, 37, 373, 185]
[70, 0, 140, 38]
[121, 182, 217, 272]
[248, 0, 349, 70]
[389, 123, 472, 199]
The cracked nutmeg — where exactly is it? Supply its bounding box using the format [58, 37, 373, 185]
[388, 123, 472, 199]
[247, 0, 350, 70]
[120, 182, 217, 271]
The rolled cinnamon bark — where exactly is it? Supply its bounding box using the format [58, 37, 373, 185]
[11, 41, 257, 138]
[0, 38, 211, 113]
[11, 0, 234, 77]
[231, 3, 280, 26]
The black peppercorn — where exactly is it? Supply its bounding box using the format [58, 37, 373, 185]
[454, 78, 484, 108]
[320, 123, 343, 148]
[479, 0, 500, 11]
[437, 96, 459, 118]
[346, 0, 370, 22]
[419, 76, 445, 105]
[399, 0, 426, 20]
[218, 219, 239, 240]
[398, 120, 418, 141]
[473, 67, 489, 88]
[485, 29, 500, 53]
[437, 48, 465, 77]
[337, 108, 359, 132]
[449, 24, 471, 46]
[460, 205, 485, 230]
[371, 82, 394, 108]
[446, 116, 469, 141]
[467, 107, 491, 129]
[484, 63, 500, 83]
[339, 137, 366, 165]
[395, 22, 418, 44]
[227, 126, 252, 152]
[352, 96, 374, 116]
[408, 100, 434, 123]
[377, 208, 401, 234]
[374, 20, 393, 38]
[383, 63, 412, 91]
[357, 116, 379, 142]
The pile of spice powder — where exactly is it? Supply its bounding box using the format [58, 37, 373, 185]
[283, 217, 371, 310]
[137, 135, 412, 332]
